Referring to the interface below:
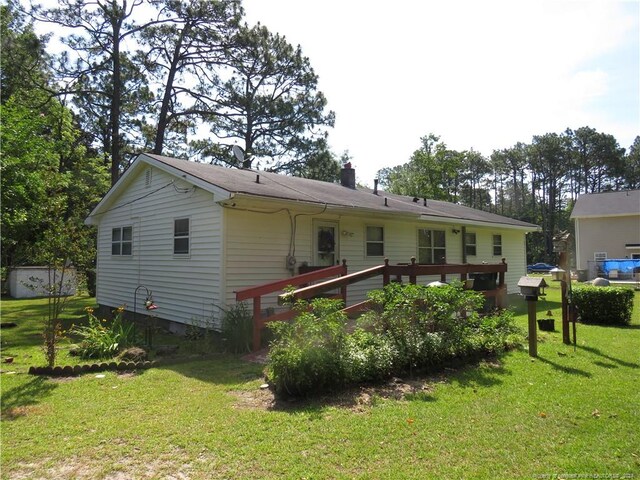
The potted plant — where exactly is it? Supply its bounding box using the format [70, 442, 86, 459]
[537, 310, 555, 331]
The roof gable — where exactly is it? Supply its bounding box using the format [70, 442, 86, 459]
[570, 190, 640, 219]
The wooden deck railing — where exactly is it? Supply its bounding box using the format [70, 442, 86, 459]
[235, 261, 348, 351]
[237, 257, 508, 351]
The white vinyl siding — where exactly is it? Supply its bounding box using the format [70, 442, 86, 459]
[95, 167, 223, 328]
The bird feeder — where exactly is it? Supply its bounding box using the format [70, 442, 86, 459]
[518, 276, 548, 357]
[553, 231, 571, 253]
[517, 276, 547, 301]
[549, 267, 566, 282]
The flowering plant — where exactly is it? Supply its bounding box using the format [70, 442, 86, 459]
[71, 306, 137, 359]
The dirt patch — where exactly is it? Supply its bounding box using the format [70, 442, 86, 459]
[231, 359, 504, 412]
[230, 375, 441, 413]
[2, 404, 51, 420]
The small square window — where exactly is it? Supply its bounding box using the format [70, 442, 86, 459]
[111, 226, 132, 256]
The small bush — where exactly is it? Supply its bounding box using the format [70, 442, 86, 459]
[360, 282, 485, 371]
[344, 330, 396, 383]
[572, 286, 634, 325]
[221, 302, 253, 354]
[71, 306, 137, 359]
[266, 298, 348, 396]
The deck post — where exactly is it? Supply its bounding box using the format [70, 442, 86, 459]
[383, 258, 390, 286]
[499, 258, 506, 287]
[409, 257, 417, 285]
[340, 259, 348, 305]
[252, 297, 262, 352]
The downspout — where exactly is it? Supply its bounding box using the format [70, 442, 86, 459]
[461, 226, 467, 263]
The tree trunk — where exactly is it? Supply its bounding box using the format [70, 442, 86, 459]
[153, 23, 190, 155]
[110, 8, 123, 186]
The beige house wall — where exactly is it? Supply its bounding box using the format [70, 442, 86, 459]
[223, 204, 530, 312]
[574, 215, 640, 270]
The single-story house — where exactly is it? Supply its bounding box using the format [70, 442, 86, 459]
[86, 153, 539, 332]
[570, 189, 640, 277]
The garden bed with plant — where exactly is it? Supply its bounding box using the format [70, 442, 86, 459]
[268, 282, 522, 397]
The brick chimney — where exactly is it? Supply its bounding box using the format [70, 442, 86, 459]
[340, 162, 356, 189]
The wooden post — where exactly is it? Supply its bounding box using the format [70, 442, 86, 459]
[252, 296, 262, 352]
[527, 299, 538, 357]
[409, 257, 417, 285]
[559, 251, 570, 344]
[499, 258, 506, 287]
[340, 259, 348, 305]
[383, 258, 390, 286]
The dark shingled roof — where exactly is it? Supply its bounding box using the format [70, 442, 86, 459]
[570, 189, 640, 218]
[144, 153, 538, 229]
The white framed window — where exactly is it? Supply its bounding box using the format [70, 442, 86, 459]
[594, 252, 607, 261]
[492, 234, 502, 256]
[174, 218, 190, 255]
[418, 229, 446, 264]
[111, 226, 132, 256]
[366, 226, 384, 257]
[465, 232, 477, 256]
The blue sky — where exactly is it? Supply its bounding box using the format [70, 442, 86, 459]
[243, 0, 640, 185]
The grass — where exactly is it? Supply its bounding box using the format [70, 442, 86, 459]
[1, 285, 639, 479]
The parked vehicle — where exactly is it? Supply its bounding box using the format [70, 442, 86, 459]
[527, 262, 556, 274]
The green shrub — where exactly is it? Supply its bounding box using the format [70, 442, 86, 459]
[344, 329, 396, 383]
[71, 306, 137, 359]
[360, 282, 485, 371]
[266, 283, 523, 397]
[266, 298, 349, 396]
[572, 285, 635, 325]
[221, 302, 253, 354]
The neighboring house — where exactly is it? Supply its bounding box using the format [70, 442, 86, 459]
[86, 153, 539, 331]
[570, 189, 640, 275]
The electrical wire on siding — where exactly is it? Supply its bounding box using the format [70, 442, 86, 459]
[89, 181, 177, 218]
[220, 203, 328, 266]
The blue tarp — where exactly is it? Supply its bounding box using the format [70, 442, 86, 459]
[601, 259, 640, 274]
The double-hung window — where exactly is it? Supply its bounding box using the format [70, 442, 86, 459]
[112, 226, 132, 256]
[366, 226, 384, 257]
[492, 234, 502, 256]
[418, 229, 446, 264]
[465, 232, 477, 257]
[174, 218, 190, 255]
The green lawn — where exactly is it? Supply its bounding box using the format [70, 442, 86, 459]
[1, 285, 639, 479]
